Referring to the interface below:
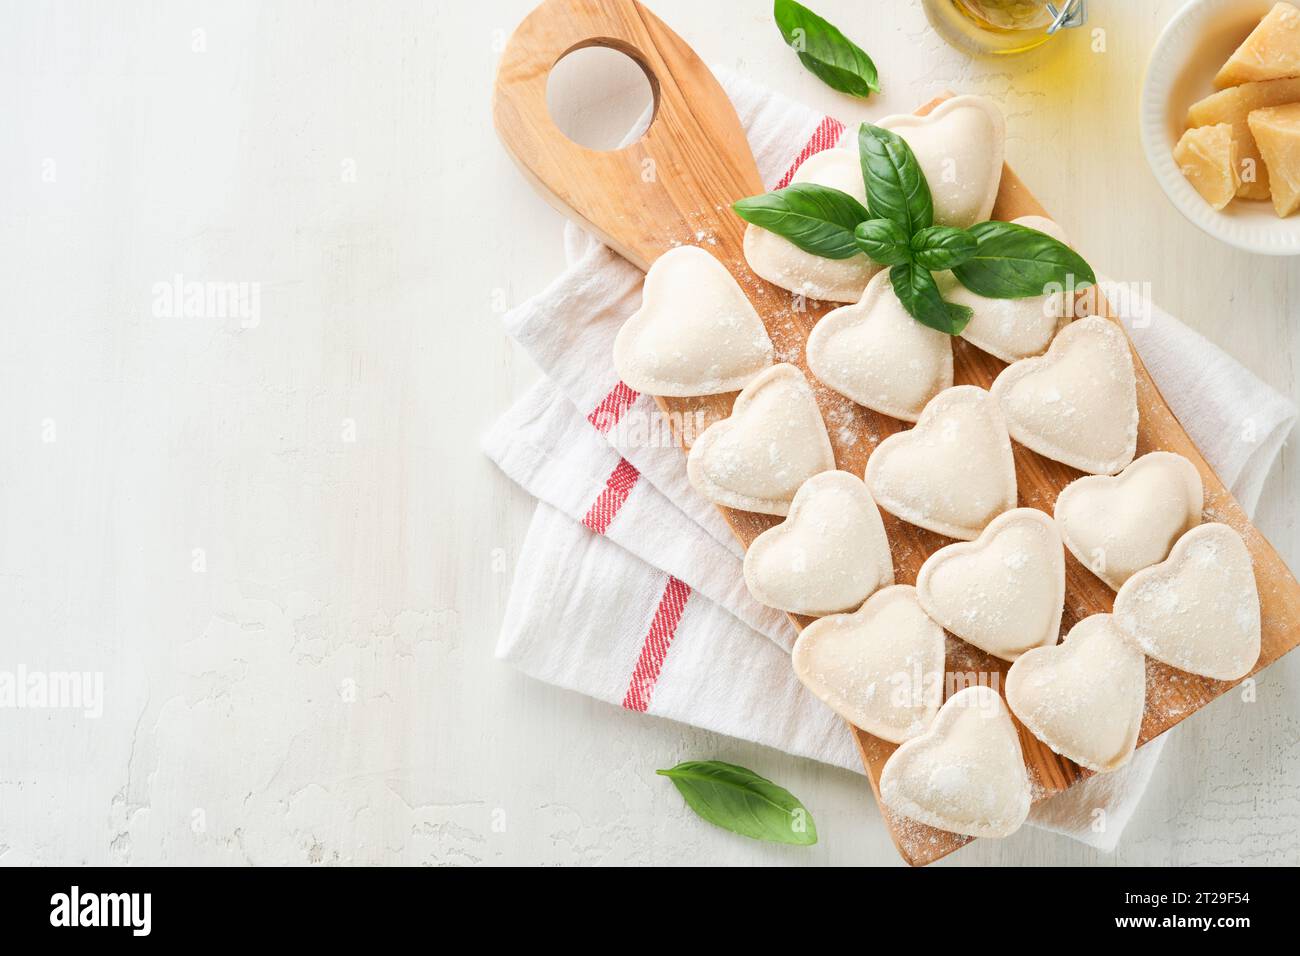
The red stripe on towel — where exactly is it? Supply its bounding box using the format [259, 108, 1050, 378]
[774, 116, 847, 189]
[587, 381, 640, 433]
[581, 458, 641, 534]
[621, 576, 692, 712]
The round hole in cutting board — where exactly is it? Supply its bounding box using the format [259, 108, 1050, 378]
[546, 44, 657, 151]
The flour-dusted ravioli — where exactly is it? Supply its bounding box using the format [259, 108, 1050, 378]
[841, 95, 1005, 229]
[805, 271, 953, 422]
[687, 363, 835, 516]
[916, 508, 1065, 662]
[743, 149, 882, 304]
[613, 245, 774, 396]
[940, 216, 1075, 364]
[879, 684, 1031, 839]
[1055, 452, 1204, 591]
[743, 471, 893, 616]
[990, 316, 1138, 475]
[1006, 614, 1146, 773]
[792, 585, 944, 743]
[865, 385, 1017, 541]
[1113, 523, 1261, 681]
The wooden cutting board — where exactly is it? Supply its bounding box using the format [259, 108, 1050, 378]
[492, 0, 1300, 865]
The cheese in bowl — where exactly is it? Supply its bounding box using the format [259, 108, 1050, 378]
[1178, 3, 1300, 216]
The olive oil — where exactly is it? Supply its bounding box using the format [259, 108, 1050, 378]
[922, 0, 1086, 56]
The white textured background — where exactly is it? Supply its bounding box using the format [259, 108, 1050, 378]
[1, 0, 1297, 866]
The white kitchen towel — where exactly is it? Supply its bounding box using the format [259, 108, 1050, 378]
[484, 376, 795, 650]
[487, 69, 1297, 851]
[498, 500, 861, 771]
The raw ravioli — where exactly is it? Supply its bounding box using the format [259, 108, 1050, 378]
[1112, 523, 1261, 682]
[1054, 452, 1203, 591]
[743, 470, 894, 616]
[916, 508, 1065, 662]
[742, 149, 881, 303]
[686, 363, 835, 516]
[1006, 614, 1146, 773]
[879, 685, 1031, 839]
[865, 385, 1017, 541]
[805, 271, 953, 422]
[613, 245, 774, 396]
[990, 317, 1138, 476]
[841, 95, 1005, 229]
[942, 215, 1076, 363]
[792, 585, 944, 743]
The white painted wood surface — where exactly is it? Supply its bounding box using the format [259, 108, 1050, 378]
[1, 0, 1296, 865]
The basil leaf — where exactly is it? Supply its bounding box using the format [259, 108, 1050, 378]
[657, 760, 817, 845]
[911, 225, 977, 271]
[952, 220, 1097, 299]
[733, 182, 869, 259]
[857, 124, 933, 239]
[854, 218, 912, 265]
[889, 262, 973, 335]
[773, 0, 879, 98]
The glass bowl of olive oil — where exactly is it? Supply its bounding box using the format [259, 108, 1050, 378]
[922, 0, 1087, 56]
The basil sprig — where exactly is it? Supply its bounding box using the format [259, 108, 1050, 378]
[857, 124, 933, 238]
[853, 218, 911, 265]
[733, 183, 868, 259]
[911, 225, 977, 271]
[891, 263, 973, 335]
[953, 220, 1096, 298]
[657, 760, 817, 845]
[774, 0, 879, 98]
[731, 117, 1096, 336]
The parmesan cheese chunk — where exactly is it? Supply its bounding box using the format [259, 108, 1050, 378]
[1174, 124, 1240, 209]
[1187, 76, 1300, 199]
[1215, 3, 1300, 89]
[1248, 102, 1300, 215]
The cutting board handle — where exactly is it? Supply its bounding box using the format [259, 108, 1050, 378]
[492, 0, 765, 270]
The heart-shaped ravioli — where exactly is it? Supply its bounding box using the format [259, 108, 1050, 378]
[744, 471, 894, 616]
[879, 684, 1031, 838]
[1006, 614, 1146, 773]
[687, 363, 835, 516]
[805, 271, 953, 423]
[743, 148, 883, 303]
[940, 216, 1075, 364]
[1113, 523, 1261, 681]
[990, 316, 1138, 475]
[1055, 452, 1204, 591]
[613, 245, 774, 397]
[865, 385, 1017, 541]
[916, 508, 1065, 662]
[791, 585, 944, 743]
[842, 95, 1005, 228]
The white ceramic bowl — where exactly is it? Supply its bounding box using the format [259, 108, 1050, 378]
[1140, 0, 1300, 255]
